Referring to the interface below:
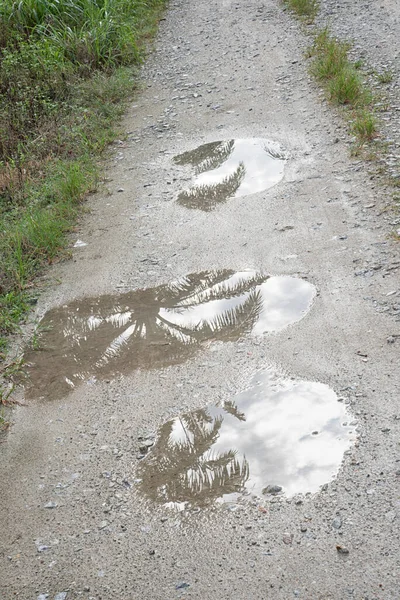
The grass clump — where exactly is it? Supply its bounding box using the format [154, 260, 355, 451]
[351, 110, 377, 141]
[0, 0, 166, 358]
[307, 28, 378, 146]
[309, 30, 371, 107]
[284, 0, 319, 22]
[376, 69, 393, 84]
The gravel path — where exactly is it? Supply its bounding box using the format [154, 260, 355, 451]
[1, 1, 399, 599]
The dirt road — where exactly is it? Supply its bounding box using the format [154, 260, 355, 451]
[1, 1, 399, 598]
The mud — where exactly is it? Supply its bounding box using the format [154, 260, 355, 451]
[138, 368, 355, 508]
[174, 138, 285, 210]
[23, 271, 315, 400]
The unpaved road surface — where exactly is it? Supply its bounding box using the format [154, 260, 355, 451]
[1, 1, 400, 598]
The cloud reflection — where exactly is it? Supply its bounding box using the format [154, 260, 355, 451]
[174, 138, 286, 211]
[23, 271, 315, 400]
[138, 369, 356, 507]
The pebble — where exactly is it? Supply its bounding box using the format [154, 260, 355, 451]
[54, 594, 68, 600]
[332, 516, 342, 529]
[262, 485, 283, 495]
[336, 545, 349, 554]
[175, 582, 190, 590]
[44, 501, 58, 509]
[283, 533, 294, 545]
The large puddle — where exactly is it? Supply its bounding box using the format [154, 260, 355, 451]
[24, 271, 315, 400]
[137, 369, 356, 508]
[174, 139, 286, 211]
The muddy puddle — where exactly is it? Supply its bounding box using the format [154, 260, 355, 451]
[174, 139, 286, 211]
[24, 270, 315, 400]
[137, 369, 356, 508]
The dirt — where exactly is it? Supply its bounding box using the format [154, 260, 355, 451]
[1, 0, 400, 599]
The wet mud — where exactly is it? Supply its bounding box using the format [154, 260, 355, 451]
[23, 271, 315, 400]
[138, 368, 356, 509]
[174, 139, 286, 211]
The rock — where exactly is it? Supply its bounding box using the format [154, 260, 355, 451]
[332, 516, 342, 529]
[44, 502, 57, 509]
[300, 524, 308, 533]
[262, 485, 283, 495]
[54, 594, 68, 600]
[336, 545, 349, 554]
[175, 582, 190, 590]
[283, 533, 294, 545]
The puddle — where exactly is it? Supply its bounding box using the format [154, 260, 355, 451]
[138, 369, 356, 508]
[174, 138, 286, 211]
[24, 271, 315, 400]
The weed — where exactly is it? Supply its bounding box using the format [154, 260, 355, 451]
[0, 408, 10, 431]
[352, 110, 377, 141]
[284, 0, 319, 22]
[310, 30, 350, 80]
[0, 356, 24, 404]
[328, 68, 369, 106]
[376, 70, 393, 84]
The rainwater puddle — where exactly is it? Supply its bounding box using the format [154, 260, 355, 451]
[174, 138, 286, 211]
[138, 369, 356, 508]
[24, 271, 315, 400]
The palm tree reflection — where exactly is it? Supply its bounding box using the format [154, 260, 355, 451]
[177, 163, 246, 211]
[24, 270, 268, 399]
[138, 405, 249, 507]
[174, 140, 235, 175]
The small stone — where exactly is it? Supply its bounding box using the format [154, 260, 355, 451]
[387, 336, 396, 344]
[300, 525, 307, 533]
[336, 545, 349, 554]
[44, 502, 57, 509]
[117, 188, 124, 192]
[332, 517, 342, 529]
[283, 533, 294, 545]
[54, 593, 67, 600]
[175, 582, 190, 590]
[262, 485, 283, 495]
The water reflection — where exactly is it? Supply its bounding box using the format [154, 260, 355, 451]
[24, 271, 315, 400]
[174, 138, 286, 211]
[138, 369, 356, 507]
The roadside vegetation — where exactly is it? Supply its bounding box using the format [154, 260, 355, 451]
[283, 0, 319, 23]
[283, 0, 399, 240]
[283, 0, 391, 155]
[307, 28, 377, 144]
[0, 0, 166, 368]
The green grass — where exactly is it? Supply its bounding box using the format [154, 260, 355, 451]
[376, 69, 393, 84]
[351, 110, 377, 141]
[306, 28, 378, 146]
[284, 0, 319, 22]
[0, 0, 166, 375]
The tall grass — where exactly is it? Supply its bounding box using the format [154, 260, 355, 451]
[0, 0, 166, 357]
